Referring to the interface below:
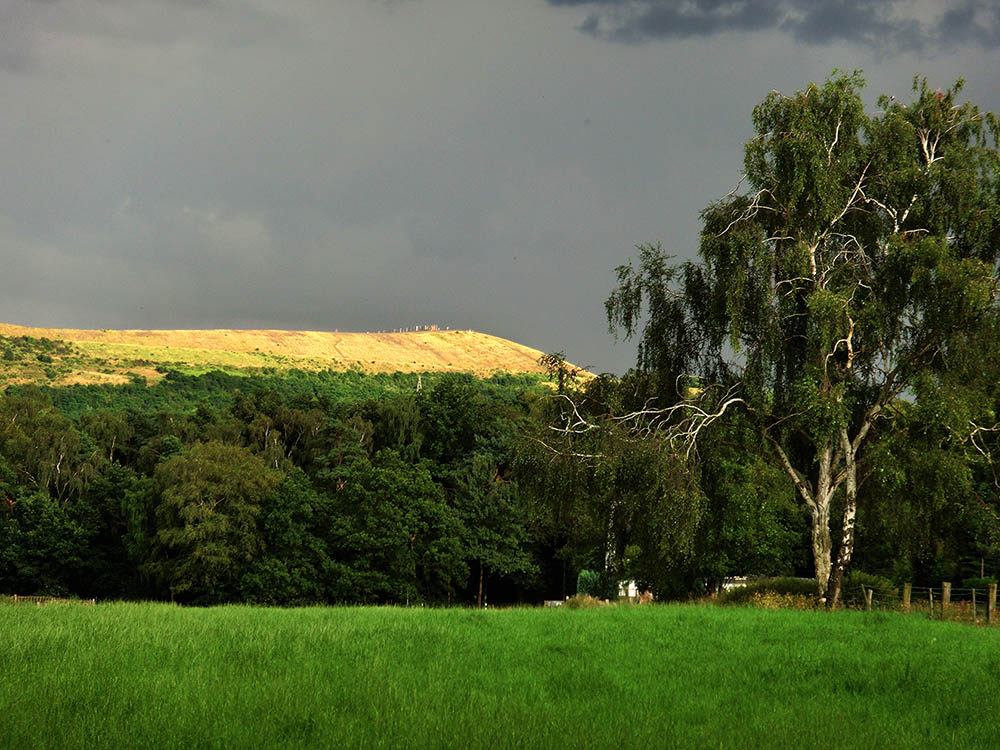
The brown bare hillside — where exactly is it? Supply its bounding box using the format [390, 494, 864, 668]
[0, 323, 573, 377]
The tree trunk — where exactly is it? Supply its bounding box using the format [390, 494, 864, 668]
[477, 561, 484, 608]
[812, 441, 834, 598]
[810, 502, 833, 598]
[768, 435, 835, 598]
[829, 440, 858, 608]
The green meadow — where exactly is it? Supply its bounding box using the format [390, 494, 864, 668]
[2, 603, 998, 749]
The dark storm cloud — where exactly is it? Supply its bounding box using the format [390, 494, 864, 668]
[2, 0, 996, 375]
[937, 0, 1000, 47]
[782, 1, 914, 48]
[552, 0, 781, 42]
[548, 0, 999, 51]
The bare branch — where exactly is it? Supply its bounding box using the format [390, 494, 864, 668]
[547, 393, 602, 436]
[966, 421, 999, 489]
[714, 189, 776, 238]
[611, 385, 746, 460]
[826, 117, 842, 165]
[527, 436, 604, 462]
[825, 161, 871, 234]
[764, 432, 817, 512]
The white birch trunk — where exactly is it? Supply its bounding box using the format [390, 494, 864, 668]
[830, 429, 859, 607]
[812, 440, 834, 597]
[810, 501, 833, 598]
[768, 435, 836, 597]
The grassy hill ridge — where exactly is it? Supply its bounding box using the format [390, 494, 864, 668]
[0, 322, 573, 386]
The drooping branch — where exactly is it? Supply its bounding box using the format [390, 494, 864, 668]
[527, 435, 604, 463]
[611, 385, 746, 460]
[964, 421, 999, 489]
[543, 382, 747, 463]
[714, 189, 777, 238]
[547, 393, 602, 437]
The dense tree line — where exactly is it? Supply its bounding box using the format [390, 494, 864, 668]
[1, 359, 996, 604]
[0, 374, 547, 605]
[1, 364, 544, 417]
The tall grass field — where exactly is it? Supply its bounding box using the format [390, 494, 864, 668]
[2, 603, 997, 749]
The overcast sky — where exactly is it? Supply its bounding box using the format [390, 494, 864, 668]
[2, 0, 997, 375]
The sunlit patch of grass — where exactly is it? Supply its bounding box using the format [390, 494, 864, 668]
[77, 341, 313, 372]
[0, 324, 568, 385]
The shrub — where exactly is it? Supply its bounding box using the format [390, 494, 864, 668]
[563, 594, 606, 609]
[576, 569, 620, 600]
[747, 591, 823, 611]
[576, 569, 600, 597]
[717, 577, 819, 606]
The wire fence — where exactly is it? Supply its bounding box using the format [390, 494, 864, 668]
[855, 582, 997, 625]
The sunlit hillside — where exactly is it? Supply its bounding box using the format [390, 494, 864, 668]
[0, 323, 581, 386]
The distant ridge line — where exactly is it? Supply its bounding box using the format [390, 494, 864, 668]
[0, 322, 582, 377]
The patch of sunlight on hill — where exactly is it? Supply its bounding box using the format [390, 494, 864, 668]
[0, 323, 587, 386]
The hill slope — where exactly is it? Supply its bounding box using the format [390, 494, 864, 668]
[0, 323, 568, 386]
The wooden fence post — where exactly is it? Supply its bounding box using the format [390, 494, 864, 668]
[973, 588, 978, 624]
[903, 583, 912, 613]
[989, 583, 997, 625]
[942, 582, 951, 619]
[865, 586, 873, 611]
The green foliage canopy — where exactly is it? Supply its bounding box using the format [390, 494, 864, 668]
[151, 441, 281, 603]
[606, 72, 999, 602]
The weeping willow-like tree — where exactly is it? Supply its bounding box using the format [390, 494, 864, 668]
[606, 72, 1000, 605]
